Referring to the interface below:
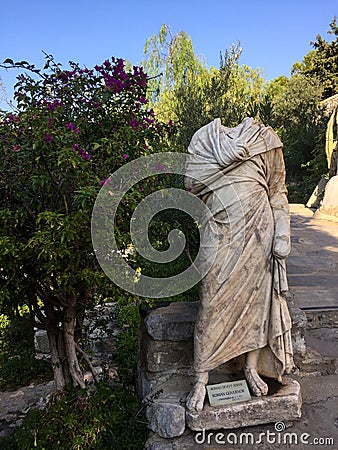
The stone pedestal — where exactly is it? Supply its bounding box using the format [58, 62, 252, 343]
[139, 301, 303, 445]
[186, 378, 301, 431]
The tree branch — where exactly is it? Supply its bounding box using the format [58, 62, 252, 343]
[75, 343, 98, 383]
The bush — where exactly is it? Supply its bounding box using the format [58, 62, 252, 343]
[0, 54, 174, 390]
[1, 381, 148, 449]
[0, 349, 52, 392]
[0, 316, 52, 391]
[0, 302, 148, 449]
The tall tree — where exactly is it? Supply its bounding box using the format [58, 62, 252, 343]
[272, 74, 327, 181]
[293, 17, 338, 99]
[166, 44, 268, 148]
[0, 56, 171, 391]
[142, 24, 207, 107]
[142, 26, 269, 149]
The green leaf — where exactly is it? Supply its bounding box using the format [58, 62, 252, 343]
[3, 58, 14, 65]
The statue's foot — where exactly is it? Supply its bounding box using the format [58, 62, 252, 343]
[186, 381, 206, 412]
[244, 367, 268, 396]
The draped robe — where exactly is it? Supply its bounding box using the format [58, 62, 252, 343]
[185, 118, 294, 380]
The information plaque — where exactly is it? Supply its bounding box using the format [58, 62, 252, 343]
[206, 379, 252, 406]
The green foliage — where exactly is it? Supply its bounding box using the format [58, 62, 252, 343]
[142, 24, 206, 105]
[286, 180, 316, 204]
[0, 347, 52, 391]
[291, 50, 316, 76]
[1, 300, 148, 449]
[272, 74, 327, 182]
[292, 17, 338, 99]
[114, 300, 141, 387]
[0, 55, 166, 312]
[0, 315, 52, 390]
[167, 44, 267, 149]
[1, 381, 148, 449]
[0, 54, 173, 388]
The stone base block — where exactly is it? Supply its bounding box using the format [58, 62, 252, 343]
[144, 302, 199, 341]
[314, 175, 338, 222]
[147, 402, 186, 438]
[186, 377, 301, 431]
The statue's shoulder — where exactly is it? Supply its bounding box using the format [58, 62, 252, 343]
[190, 119, 221, 144]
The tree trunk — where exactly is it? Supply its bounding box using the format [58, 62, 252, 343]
[45, 301, 85, 390]
[57, 330, 72, 386]
[47, 327, 66, 391]
[63, 303, 85, 389]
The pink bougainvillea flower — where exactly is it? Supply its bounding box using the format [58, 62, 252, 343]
[144, 117, 154, 125]
[45, 99, 62, 111]
[67, 122, 80, 133]
[45, 133, 53, 143]
[138, 97, 148, 104]
[122, 153, 129, 160]
[79, 149, 91, 160]
[129, 119, 139, 130]
[73, 144, 90, 161]
[12, 145, 21, 152]
[99, 177, 111, 186]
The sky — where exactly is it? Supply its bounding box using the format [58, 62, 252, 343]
[0, 0, 337, 110]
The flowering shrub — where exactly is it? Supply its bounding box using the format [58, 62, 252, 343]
[0, 54, 173, 389]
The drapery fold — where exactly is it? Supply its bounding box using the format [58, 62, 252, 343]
[186, 118, 294, 380]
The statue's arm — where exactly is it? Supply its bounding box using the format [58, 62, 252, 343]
[267, 148, 291, 259]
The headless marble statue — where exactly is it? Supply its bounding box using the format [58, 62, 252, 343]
[185, 118, 294, 411]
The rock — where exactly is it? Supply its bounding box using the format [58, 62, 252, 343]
[186, 378, 301, 431]
[139, 301, 304, 443]
[288, 300, 307, 356]
[144, 302, 198, 341]
[144, 337, 194, 373]
[139, 317, 194, 374]
[34, 329, 50, 359]
[83, 302, 120, 356]
[0, 381, 54, 438]
[146, 401, 186, 438]
[295, 347, 336, 376]
[314, 175, 338, 222]
[306, 175, 328, 209]
[34, 302, 121, 377]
